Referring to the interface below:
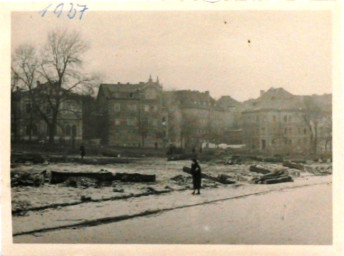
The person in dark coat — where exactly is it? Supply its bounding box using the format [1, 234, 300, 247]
[191, 159, 202, 195]
[80, 145, 86, 159]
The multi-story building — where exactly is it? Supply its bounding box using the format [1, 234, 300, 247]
[164, 90, 243, 150]
[165, 90, 215, 150]
[241, 88, 332, 155]
[11, 81, 83, 145]
[211, 96, 242, 144]
[97, 76, 168, 148]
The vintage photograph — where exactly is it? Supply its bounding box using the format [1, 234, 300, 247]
[9, 8, 333, 245]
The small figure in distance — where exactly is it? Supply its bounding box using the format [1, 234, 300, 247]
[191, 159, 202, 195]
[80, 145, 86, 160]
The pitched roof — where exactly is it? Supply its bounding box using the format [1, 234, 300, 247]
[215, 95, 241, 110]
[100, 83, 144, 97]
[243, 87, 302, 112]
[171, 90, 214, 102]
[98, 81, 163, 98]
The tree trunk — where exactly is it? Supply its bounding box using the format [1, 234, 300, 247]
[48, 124, 55, 144]
[48, 116, 58, 145]
[141, 135, 145, 148]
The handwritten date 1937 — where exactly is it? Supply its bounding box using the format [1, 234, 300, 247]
[40, 3, 88, 20]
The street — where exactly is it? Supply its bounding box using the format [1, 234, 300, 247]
[15, 182, 332, 245]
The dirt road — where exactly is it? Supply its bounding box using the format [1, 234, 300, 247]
[15, 181, 331, 244]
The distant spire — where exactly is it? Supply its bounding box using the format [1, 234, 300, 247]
[148, 74, 153, 83]
[156, 76, 159, 84]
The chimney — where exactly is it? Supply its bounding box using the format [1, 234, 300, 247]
[37, 80, 41, 87]
[260, 90, 265, 96]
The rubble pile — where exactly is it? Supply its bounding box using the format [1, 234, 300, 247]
[11, 169, 47, 187]
[51, 169, 113, 185]
[249, 165, 271, 174]
[60, 177, 100, 188]
[283, 161, 304, 170]
[113, 173, 156, 182]
[183, 167, 236, 184]
[304, 164, 332, 176]
[170, 174, 218, 188]
[170, 174, 192, 186]
[251, 169, 293, 184]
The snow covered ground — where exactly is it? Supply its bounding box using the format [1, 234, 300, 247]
[11, 158, 332, 244]
[14, 181, 331, 244]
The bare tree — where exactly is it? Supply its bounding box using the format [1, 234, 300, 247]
[12, 29, 99, 144]
[11, 45, 40, 141]
[301, 97, 324, 156]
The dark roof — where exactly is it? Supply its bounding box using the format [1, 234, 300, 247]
[11, 81, 85, 100]
[100, 83, 144, 96]
[171, 90, 214, 102]
[99, 82, 162, 98]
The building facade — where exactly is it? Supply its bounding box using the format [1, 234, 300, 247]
[241, 88, 331, 156]
[11, 82, 83, 145]
[164, 90, 242, 150]
[97, 76, 168, 148]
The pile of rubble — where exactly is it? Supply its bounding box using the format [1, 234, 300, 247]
[11, 169, 48, 187]
[249, 164, 295, 184]
[170, 174, 219, 188]
[11, 168, 157, 189]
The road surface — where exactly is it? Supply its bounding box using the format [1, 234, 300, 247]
[15, 183, 332, 244]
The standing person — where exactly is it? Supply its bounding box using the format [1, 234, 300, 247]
[191, 159, 202, 195]
[80, 145, 86, 159]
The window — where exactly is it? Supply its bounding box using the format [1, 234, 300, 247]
[26, 103, 31, 114]
[114, 119, 120, 125]
[284, 116, 287, 122]
[32, 125, 37, 136]
[304, 128, 307, 135]
[288, 116, 292, 122]
[127, 118, 136, 126]
[284, 128, 287, 134]
[127, 104, 137, 112]
[152, 119, 158, 127]
[114, 103, 120, 112]
[144, 105, 149, 112]
[65, 125, 71, 136]
[72, 125, 77, 137]
[273, 115, 276, 122]
[26, 125, 31, 136]
[288, 127, 292, 133]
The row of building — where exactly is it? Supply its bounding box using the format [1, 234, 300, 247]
[11, 75, 332, 155]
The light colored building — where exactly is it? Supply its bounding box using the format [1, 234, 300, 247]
[241, 88, 331, 156]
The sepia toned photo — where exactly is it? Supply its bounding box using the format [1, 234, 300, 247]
[1, 1, 343, 255]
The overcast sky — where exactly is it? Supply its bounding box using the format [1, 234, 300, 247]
[12, 11, 332, 101]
